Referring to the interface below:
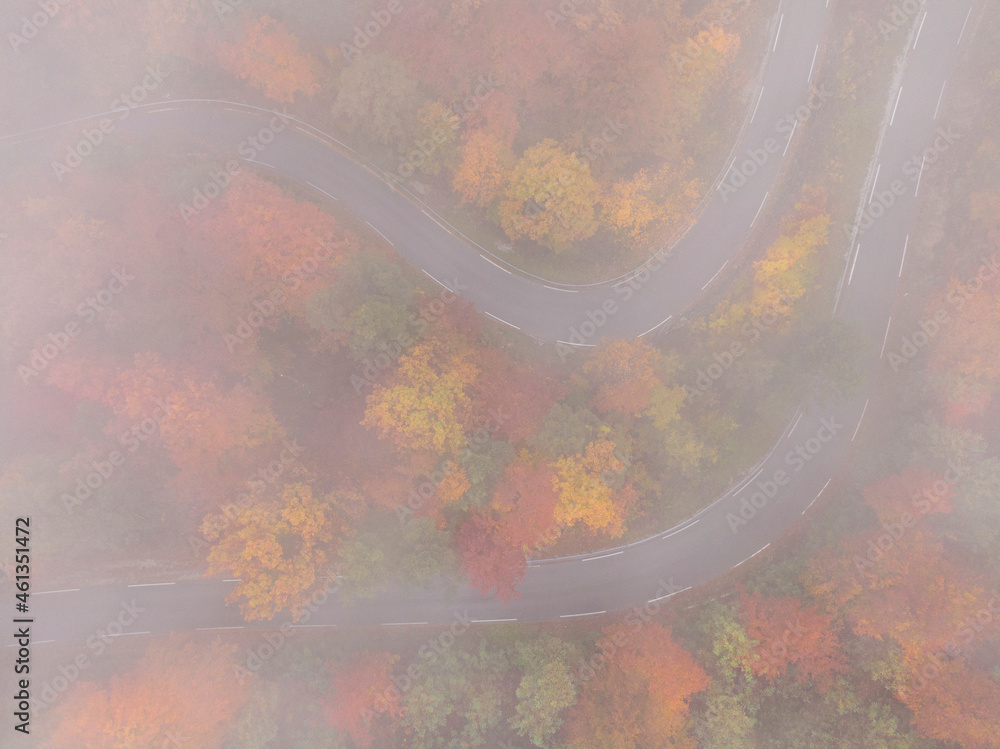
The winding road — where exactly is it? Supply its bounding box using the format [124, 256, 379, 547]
[3, 0, 977, 642]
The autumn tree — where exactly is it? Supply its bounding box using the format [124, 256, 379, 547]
[498, 139, 600, 252]
[43, 637, 247, 749]
[217, 16, 319, 103]
[603, 164, 700, 250]
[552, 439, 628, 536]
[583, 339, 661, 417]
[306, 250, 416, 359]
[470, 348, 563, 442]
[325, 651, 403, 747]
[452, 130, 513, 206]
[402, 643, 510, 748]
[363, 334, 479, 454]
[191, 171, 352, 307]
[333, 53, 423, 145]
[202, 482, 342, 621]
[900, 659, 1000, 749]
[738, 590, 847, 687]
[455, 511, 526, 602]
[566, 622, 710, 749]
[492, 459, 561, 550]
[510, 636, 579, 748]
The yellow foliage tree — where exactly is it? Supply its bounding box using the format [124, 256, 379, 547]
[552, 440, 625, 535]
[498, 139, 600, 252]
[452, 131, 513, 206]
[203, 482, 338, 621]
[363, 337, 480, 454]
[604, 165, 701, 250]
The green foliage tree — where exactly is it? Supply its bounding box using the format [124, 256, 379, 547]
[333, 53, 422, 145]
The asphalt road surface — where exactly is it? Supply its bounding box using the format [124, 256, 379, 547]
[2, 0, 976, 640]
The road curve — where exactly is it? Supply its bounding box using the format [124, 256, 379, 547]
[4, 0, 976, 638]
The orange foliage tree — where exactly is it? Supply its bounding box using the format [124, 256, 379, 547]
[583, 339, 661, 417]
[566, 621, 710, 748]
[43, 638, 247, 749]
[217, 16, 319, 102]
[325, 651, 403, 747]
[202, 482, 342, 621]
[738, 590, 847, 687]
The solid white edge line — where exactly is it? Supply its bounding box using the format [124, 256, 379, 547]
[107, 631, 151, 637]
[306, 181, 339, 202]
[880, 316, 892, 358]
[899, 235, 909, 277]
[789, 411, 803, 436]
[127, 582, 175, 587]
[33, 589, 80, 595]
[557, 340, 596, 347]
[648, 586, 692, 603]
[34, 640, 56, 645]
[773, 13, 784, 51]
[381, 622, 428, 626]
[750, 543, 771, 559]
[422, 269, 452, 292]
[485, 311, 520, 330]
[639, 315, 672, 337]
[481, 255, 511, 274]
[890, 87, 903, 126]
[852, 399, 870, 442]
[471, 618, 518, 623]
[802, 479, 832, 515]
[544, 285, 578, 293]
[560, 610, 607, 619]
[582, 550, 624, 562]
[366, 221, 394, 247]
[662, 519, 700, 539]
[701, 260, 730, 291]
[197, 626, 245, 631]
[807, 44, 819, 83]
